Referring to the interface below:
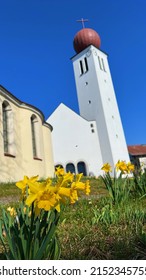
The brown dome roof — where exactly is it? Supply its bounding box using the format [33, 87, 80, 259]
[73, 28, 101, 53]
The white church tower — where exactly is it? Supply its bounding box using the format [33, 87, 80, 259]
[47, 24, 130, 176]
[71, 26, 130, 168]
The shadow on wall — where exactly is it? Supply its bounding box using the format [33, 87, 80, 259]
[0, 104, 37, 182]
[0, 104, 23, 182]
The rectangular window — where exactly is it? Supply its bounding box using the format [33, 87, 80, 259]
[79, 60, 84, 75]
[3, 109, 9, 153]
[31, 119, 37, 157]
[98, 56, 106, 72]
[84, 57, 88, 72]
[101, 58, 106, 72]
[79, 58, 89, 75]
[98, 56, 102, 70]
[2, 102, 15, 156]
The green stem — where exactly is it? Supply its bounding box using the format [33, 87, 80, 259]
[27, 203, 35, 259]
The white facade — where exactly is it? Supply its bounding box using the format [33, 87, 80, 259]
[72, 45, 130, 169]
[47, 43, 130, 176]
[48, 103, 103, 176]
[139, 157, 146, 171]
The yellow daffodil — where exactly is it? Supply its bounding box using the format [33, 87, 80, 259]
[63, 172, 74, 182]
[58, 187, 71, 198]
[127, 162, 135, 173]
[70, 173, 90, 198]
[71, 181, 90, 197]
[15, 175, 29, 194]
[101, 163, 112, 173]
[75, 173, 83, 182]
[84, 180, 90, 195]
[25, 193, 38, 207]
[23, 207, 27, 214]
[16, 170, 90, 213]
[7, 207, 16, 217]
[71, 173, 90, 194]
[55, 166, 65, 177]
[116, 160, 128, 173]
[25, 180, 47, 206]
[58, 186, 78, 204]
[70, 189, 78, 204]
[27, 180, 46, 194]
[16, 175, 39, 195]
[71, 181, 85, 191]
[57, 172, 74, 189]
[37, 190, 61, 212]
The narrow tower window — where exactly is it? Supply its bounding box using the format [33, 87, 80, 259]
[98, 56, 102, 70]
[98, 56, 106, 72]
[101, 58, 106, 72]
[79, 58, 89, 75]
[79, 60, 84, 75]
[84, 57, 88, 72]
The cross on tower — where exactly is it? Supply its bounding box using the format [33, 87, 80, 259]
[76, 18, 89, 28]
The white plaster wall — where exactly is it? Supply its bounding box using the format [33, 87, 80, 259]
[139, 157, 146, 171]
[42, 123, 55, 178]
[47, 103, 103, 176]
[72, 45, 130, 169]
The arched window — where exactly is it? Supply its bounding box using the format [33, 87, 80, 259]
[31, 114, 40, 158]
[66, 163, 76, 174]
[2, 101, 15, 155]
[77, 161, 87, 176]
[55, 164, 63, 170]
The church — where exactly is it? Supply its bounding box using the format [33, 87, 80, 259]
[0, 85, 54, 182]
[0, 25, 131, 182]
[47, 26, 130, 176]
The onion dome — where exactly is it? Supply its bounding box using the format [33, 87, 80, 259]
[73, 28, 101, 53]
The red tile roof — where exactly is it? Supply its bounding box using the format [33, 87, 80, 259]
[128, 145, 146, 156]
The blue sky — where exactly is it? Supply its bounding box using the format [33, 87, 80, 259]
[0, 0, 145, 145]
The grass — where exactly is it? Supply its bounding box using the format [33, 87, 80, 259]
[0, 182, 21, 206]
[57, 197, 146, 260]
[0, 182, 20, 196]
[0, 177, 146, 259]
